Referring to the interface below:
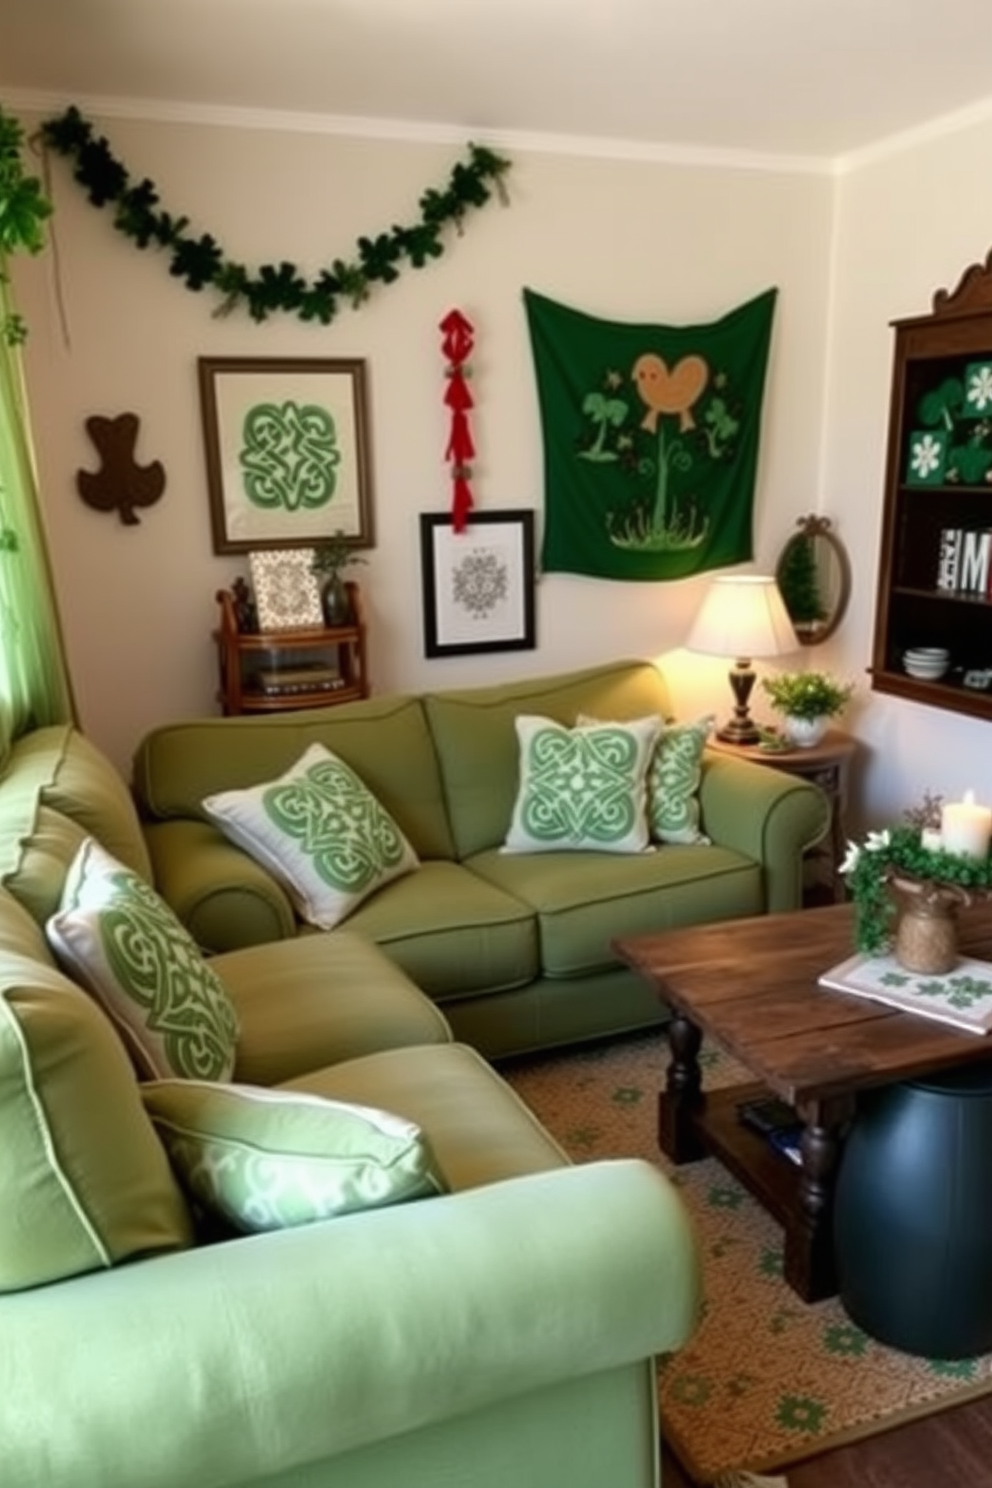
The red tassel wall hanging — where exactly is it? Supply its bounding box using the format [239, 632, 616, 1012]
[440, 309, 475, 532]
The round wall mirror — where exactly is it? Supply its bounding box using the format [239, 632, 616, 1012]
[776, 514, 851, 645]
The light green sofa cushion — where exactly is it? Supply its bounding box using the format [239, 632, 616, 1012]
[341, 860, 538, 1000]
[283, 1041, 568, 1190]
[0, 726, 152, 913]
[132, 694, 455, 860]
[203, 743, 419, 930]
[424, 660, 673, 859]
[1, 805, 89, 924]
[467, 842, 763, 977]
[214, 930, 453, 1088]
[142, 1079, 445, 1233]
[47, 839, 240, 1081]
[0, 958, 193, 1292]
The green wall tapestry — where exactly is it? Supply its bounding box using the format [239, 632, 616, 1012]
[524, 286, 777, 581]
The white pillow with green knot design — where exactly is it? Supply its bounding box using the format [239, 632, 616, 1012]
[141, 1079, 446, 1234]
[46, 837, 240, 1081]
[502, 714, 661, 854]
[576, 712, 715, 845]
[202, 742, 419, 930]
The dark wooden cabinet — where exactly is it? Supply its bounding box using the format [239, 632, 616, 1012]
[214, 581, 368, 715]
[871, 248, 992, 722]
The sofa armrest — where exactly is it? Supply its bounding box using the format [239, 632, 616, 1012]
[143, 818, 296, 952]
[1, 1160, 700, 1488]
[699, 751, 830, 913]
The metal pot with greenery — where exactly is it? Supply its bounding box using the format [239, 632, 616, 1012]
[310, 533, 367, 627]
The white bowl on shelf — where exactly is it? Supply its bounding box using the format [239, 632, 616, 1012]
[902, 648, 949, 680]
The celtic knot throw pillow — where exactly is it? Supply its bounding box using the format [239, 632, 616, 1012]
[647, 715, 715, 844]
[202, 743, 419, 930]
[46, 838, 240, 1081]
[502, 714, 661, 854]
[141, 1079, 445, 1235]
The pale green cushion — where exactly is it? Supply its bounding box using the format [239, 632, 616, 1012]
[503, 715, 660, 854]
[0, 967, 194, 1292]
[141, 1079, 445, 1233]
[201, 742, 419, 930]
[46, 839, 240, 1081]
[647, 715, 715, 845]
[1, 805, 89, 924]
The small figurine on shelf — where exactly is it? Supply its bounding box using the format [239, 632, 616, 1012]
[310, 531, 367, 627]
[231, 576, 257, 633]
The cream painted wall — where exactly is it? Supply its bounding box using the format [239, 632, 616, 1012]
[822, 115, 992, 833]
[12, 113, 833, 774]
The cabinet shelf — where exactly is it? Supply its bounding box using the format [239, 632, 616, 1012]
[871, 247, 992, 724]
[214, 582, 368, 716]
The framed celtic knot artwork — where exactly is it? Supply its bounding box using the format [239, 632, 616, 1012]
[198, 357, 374, 554]
[419, 510, 536, 657]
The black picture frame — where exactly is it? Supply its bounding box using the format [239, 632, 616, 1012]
[419, 510, 536, 657]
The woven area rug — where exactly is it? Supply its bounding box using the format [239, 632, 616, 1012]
[502, 1031, 992, 1486]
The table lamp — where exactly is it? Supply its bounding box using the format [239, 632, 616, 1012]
[686, 574, 795, 745]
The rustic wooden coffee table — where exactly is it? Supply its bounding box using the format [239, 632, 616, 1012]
[614, 901, 992, 1303]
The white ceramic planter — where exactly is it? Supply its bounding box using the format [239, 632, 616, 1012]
[783, 715, 829, 748]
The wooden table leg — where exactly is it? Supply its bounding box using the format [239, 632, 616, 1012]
[785, 1095, 854, 1301]
[658, 1012, 707, 1162]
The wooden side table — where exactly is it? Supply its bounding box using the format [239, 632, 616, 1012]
[706, 729, 856, 904]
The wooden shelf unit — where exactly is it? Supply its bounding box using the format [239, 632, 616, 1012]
[214, 581, 368, 715]
[871, 248, 992, 723]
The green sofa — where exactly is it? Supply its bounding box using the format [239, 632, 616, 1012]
[0, 721, 701, 1488]
[133, 660, 830, 1057]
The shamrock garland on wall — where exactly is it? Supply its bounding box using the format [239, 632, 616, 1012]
[39, 107, 512, 325]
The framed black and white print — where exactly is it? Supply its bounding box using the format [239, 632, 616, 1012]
[419, 510, 536, 658]
[199, 357, 374, 554]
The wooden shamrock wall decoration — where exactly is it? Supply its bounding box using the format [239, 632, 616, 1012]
[76, 413, 166, 525]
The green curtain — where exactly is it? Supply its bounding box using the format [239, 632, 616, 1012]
[0, 272, 75, 755]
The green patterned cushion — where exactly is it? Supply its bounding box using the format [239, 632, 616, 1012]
[141, 1079, 445, 1233]
[46, 839, 240, 1081]
[647, 716, 715, 845]
[503, 714, 660, 854]
[0, 969, 193, 1292]
[202, 743, 419, 930]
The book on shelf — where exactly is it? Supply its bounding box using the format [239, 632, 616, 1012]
[255, 665, 345, 697]
[818, 951, 992, 1035]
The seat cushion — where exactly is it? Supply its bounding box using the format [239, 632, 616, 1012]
[46, 839, 240, 1081]
[202, 743, 419, 930]
[142, 1079, 445, 1234]
[0, 966, 193, 1292]
[215, 930, 452, 1088]
[281, 1042, 567, 1192]
[467, 844, 763, 977]
[341, 860, 538, 1000]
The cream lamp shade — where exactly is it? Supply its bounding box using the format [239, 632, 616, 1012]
[686, 574, 795, 744]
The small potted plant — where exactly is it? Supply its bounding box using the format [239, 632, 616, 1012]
[310, 532, 367, 626]
[760, 669, 854, 748]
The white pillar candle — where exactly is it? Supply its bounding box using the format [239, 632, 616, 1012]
[941, 790, 992, 859]
[920, 826, 944, 852]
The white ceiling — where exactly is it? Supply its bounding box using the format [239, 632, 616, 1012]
[4, 0, 992, 164]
